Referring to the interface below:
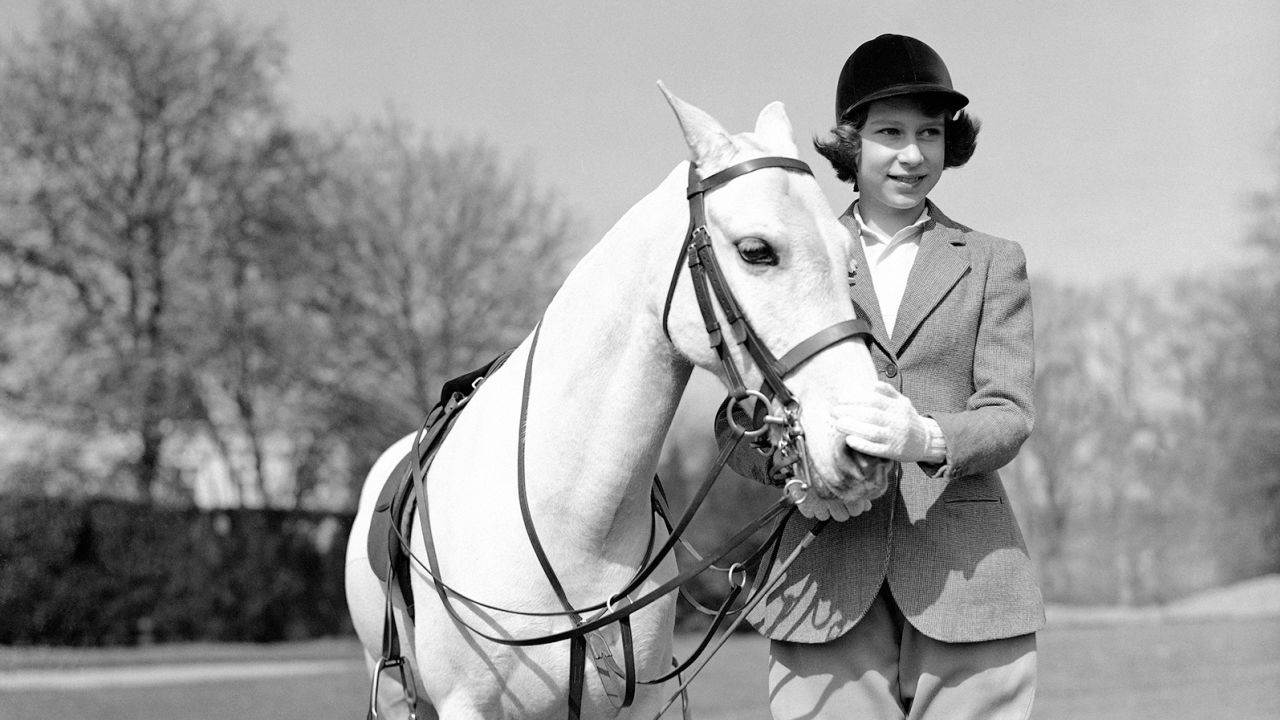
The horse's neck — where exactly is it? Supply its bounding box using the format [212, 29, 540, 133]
[522, 165, 692, 554]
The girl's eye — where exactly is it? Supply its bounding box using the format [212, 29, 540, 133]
[737, 237, 778, 266]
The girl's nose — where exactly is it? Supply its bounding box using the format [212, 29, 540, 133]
[898, 141, 923, 165]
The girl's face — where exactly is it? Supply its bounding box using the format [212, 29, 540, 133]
[855, 98, 946, 219]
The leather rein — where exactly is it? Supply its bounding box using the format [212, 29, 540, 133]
[379, 156, 872, 720]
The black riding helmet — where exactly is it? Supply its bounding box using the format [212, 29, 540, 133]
[835, 34, 969, 122]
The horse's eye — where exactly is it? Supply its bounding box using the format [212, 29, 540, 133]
[736, 237, 778, 266]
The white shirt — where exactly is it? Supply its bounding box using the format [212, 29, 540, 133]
[851, 204, 947, 463]
[852, 204, 931, 337]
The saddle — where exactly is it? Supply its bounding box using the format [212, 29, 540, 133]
[366, 349, 513, 617]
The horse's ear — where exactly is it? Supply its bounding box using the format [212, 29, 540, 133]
[657, 81, 735, 167]
[754, 101, 799, 154]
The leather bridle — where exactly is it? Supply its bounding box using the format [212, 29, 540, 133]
[662, 156, 873, 499]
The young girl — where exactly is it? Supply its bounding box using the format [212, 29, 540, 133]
[750, 34, 1042, 719]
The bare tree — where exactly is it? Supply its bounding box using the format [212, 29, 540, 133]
[1013, 150, 1280, 602]
[0, 4, 587, 510]
[301, 116, 584, 468]
[177, 126, 332, 507]
[1199, 135, 1280, 579]
[0, 0, 286, 502]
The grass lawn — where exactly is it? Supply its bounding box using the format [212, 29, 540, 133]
[2, 617, 1277, 719]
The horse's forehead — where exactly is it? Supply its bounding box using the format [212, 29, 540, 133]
[709, 179, 840, 260]
[732, 130, 788, 160]
[711, 150, 809, 215]
[715, 171, 847, 263]
[700, 133, 837, 248]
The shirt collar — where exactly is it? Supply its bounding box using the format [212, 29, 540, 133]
[852, 203, 931, 247]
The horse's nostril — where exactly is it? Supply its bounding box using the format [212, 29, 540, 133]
[841, 442, 868, 466]
[840, 442, 878, 483]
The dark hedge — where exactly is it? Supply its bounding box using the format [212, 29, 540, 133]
[0, 495, 355, 646]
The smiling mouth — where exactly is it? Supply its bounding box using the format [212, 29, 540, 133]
[890, 174, 926, 185]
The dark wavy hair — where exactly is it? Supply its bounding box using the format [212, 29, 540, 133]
[814, 94, 981, 189]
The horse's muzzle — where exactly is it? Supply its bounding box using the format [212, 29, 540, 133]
[822, 443, 892, 502]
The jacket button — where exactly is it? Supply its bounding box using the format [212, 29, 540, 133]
[884, 363, 898, 378]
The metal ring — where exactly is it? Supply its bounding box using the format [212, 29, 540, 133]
[727, 562, 747, 590]
[606, 592, 630, 615]
[783, 478, 809, 505]
[724, 389, 774, 439]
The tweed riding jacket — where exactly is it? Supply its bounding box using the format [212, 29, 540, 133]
[747, 201, 1044, 644]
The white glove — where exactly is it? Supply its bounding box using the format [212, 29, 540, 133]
[794, 493, 873, 521]
[833, 381, 943, 464]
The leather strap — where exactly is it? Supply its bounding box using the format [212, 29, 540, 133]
[415, 457, 792, 647]
[514, 324, 592, 720]
[775, 317, 873, 377]
[567, 636, 585, 720]
[516, 324, 578, 615]
[652, 519, 830, 719]
[690, 156, 812, 196]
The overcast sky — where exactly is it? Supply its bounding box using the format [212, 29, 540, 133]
[7, 1, 1279, 284]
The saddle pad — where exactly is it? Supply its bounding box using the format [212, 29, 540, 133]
[365, 349, 514, 614]
[367, 447, 419, 603]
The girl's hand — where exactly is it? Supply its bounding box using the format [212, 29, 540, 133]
[833, 381, 940, 463]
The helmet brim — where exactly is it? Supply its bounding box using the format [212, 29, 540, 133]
[838, 84, 969, 122]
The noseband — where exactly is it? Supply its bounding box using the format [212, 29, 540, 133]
[661, 156, 873, 497]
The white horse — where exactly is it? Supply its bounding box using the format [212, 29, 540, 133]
[345, 87, 889, 720]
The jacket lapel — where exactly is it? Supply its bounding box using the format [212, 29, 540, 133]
[838, 212, 892, 351]
[890, 203, 970, 353]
